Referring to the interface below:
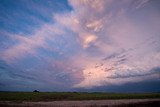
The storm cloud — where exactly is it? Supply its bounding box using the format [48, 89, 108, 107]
[0, 0, 160, 92]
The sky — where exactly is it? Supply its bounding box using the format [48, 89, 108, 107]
[0, 0, 160, 92]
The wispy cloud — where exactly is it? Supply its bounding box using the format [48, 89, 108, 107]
[1, 24, 65, 62]
[0, 0, 160, 91]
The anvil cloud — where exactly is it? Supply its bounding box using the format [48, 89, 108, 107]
[0, 0, 160, 92]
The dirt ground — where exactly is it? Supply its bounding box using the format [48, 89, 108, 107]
[0, 99, 160, 107]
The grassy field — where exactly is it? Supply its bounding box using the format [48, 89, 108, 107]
[0, 92, 160, 102]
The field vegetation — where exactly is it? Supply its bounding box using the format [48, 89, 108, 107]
[0, 92, 160, 102]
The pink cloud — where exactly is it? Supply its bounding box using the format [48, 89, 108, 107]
[2, 24, 65, 63]
[1, 0, 160, 89]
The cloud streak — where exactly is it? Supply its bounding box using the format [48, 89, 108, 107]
[0, 0, 160, 91]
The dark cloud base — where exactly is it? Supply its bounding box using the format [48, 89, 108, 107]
[1, 80, 159, 92]
[75, 79, 160, 93]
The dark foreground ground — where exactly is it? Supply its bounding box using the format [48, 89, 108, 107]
[0, 92, 160, 107]
[0, 99, 160, 107]
[0, 92, 160, 101]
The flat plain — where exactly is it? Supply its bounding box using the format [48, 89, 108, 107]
[0, 92, 160, 107]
